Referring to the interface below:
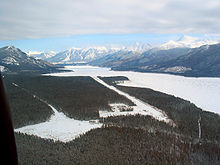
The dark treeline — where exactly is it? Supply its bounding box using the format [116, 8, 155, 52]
[98, 76, 129, 85]
[101, 114, 179, 134]
[3, 77, 52, 128]
[4, 74, 133, 120]
[15, 126, 220, 165]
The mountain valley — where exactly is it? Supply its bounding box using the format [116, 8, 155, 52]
[1, 41, 220, 164]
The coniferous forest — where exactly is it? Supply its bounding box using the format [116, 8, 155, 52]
[2, 74, 220, 164]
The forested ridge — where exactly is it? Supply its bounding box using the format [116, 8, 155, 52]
[15, 126, 220, 165]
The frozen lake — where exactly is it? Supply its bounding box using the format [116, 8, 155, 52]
[47, 65, 220, 114]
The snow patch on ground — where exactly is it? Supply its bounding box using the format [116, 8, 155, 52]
[163, 66, 192, 73]
[0, 65, 7, 72]
[99, 103, 133, 117]
[2, 57, 19, 65]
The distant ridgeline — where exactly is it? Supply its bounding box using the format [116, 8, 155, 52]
[0, 46, 59, 74]
[4, 41, 219, 77]
[90, 43, 220, 77]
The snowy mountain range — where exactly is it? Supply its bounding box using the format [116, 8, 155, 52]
[27, 51, 56, 60]
[3, 35, 218, 76]
[99, 43, 220, 77]
[27, 43, 152, 64]
[26, 36, 218, 64]
[0, 46, 57, 73]
[158, 36, 218, 50]
[46, 47, 116, 64]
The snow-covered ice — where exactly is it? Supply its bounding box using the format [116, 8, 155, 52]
[46, 65, 220, 114]
[119, 73, 220, 114]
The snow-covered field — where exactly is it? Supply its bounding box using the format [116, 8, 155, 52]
[15, 103, 102, 143]
[47, 65, 220, 114]
[13, 83, 102, 143]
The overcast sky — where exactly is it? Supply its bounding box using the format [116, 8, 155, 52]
[0, 0, 220, 51]
[1, 0, 220, 40]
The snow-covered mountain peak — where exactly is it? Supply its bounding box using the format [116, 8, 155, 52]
[5, 45, 16, 49]
[4, 46, 20, 52]
[159, 40, 183, 50]
[27, 42, 152, 64]
[82, 46, 109, 53]
[27, 51, 43, 56]
[68, 47, 81, 51]
[0, 46, 57, 73]
[159, 36, 218, 50]
[125, 42, 152, 52]
[27, 51, 56, 60]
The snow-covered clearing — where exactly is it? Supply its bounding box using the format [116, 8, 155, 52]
[13, 83, 102, 143]
[15, 105, 102, 142]
[46, 65, 220, 114]
[93, 76, 170, 123]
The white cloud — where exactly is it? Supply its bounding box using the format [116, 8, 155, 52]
[0, 0, 220, 40]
